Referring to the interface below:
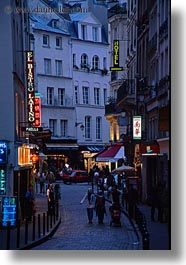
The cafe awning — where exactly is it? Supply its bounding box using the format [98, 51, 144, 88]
[45, 143, 78, 150]
[96, 145, 125, 162]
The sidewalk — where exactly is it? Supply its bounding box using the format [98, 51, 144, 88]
[138, 204, 170, 250]
[0, 193, 61, 250]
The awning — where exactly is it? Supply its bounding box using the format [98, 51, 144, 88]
[45, 143, 78, 150]
[80, 145, 104, 153]
[140, 141, 160, 155]
[96, 145, 125, 162]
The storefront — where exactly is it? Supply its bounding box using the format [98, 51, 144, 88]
[44, 141, 79, 172]
[140, 141, 162, 201]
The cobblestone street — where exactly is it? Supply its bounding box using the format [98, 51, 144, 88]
[32, 183, 142, 250]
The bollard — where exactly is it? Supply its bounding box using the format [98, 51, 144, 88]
[47, 211, 49, 232]
[38, 214, 41, 238]
[25, 218, 29, 245]
[50, 213, 52, 228]
[16, 220, 21, 249]
[6, 221, 11, 250]
[43, 213, 46, 236]
[32, 215, 36, 241]
[143, 231, 150, 250]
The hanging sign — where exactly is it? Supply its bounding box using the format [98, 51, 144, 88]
[133, 116, 142, 139]
[110, 40, 123, 71]
[26, 51, 35, 125]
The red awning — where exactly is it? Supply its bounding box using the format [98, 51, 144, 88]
[140, 142, 160, 154]
[96, 144, 125, 162]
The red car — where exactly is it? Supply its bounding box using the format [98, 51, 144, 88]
[62, 170, 90, 184]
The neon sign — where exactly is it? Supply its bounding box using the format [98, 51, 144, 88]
[110, 40, 123, 71]
[26, 51, 35, 124]
[33, 96, 41, 127]
[0, 141, 7, 164]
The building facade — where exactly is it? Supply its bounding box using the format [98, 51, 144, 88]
[0, 0, 32, 219]
[29, 0, 110, 172]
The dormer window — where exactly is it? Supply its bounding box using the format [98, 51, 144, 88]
[52, 19, 59, 28]
[81, 24, 87, 40]
[92, 27, 98, 42]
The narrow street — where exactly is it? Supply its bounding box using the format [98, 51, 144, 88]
[32, 183, 142, 250]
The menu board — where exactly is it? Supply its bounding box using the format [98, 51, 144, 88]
[1, 197, 18, 227]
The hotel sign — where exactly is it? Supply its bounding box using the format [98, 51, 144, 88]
[110, 40, 123, 71]
[26, 51, 35, 124]
[133, 116, 142, 140]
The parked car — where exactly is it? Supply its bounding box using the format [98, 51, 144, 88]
[62, 170, 90, 184]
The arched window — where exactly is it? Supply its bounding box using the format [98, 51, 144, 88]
[81, 54, 88, 69]
[92, 55, 99, 70]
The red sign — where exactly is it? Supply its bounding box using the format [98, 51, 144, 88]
[33, 97, 41, 127]
[26, 51, 35, 124]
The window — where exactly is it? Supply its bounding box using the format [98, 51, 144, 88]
[55, 60, 62, 76]
[44, 59, 51, 75]
[82, 86, 89, 104]
[81, 54, 88, 69]
[85, 116, 91, 139]
[56, 36, 62, 48]
[58, 88, 65, 105]
[60, 120, 68, 137]
[73, 54, 76, 68]
[103, 57, 107, 69]
[47, 87, 54, 105]
[96, 117, 102, 140]
[92, 27, 98, 42]
[74, 85, 79, 104]
[94, 87, 100, 105]
[81, 24, 87, 40]
[103, 89, 107, 105]
[43, 34, 49, 46]
[92, 55, 99, 70]
[49, 119, 57, 136]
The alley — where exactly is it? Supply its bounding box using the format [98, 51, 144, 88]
[32, 183, 142, 250]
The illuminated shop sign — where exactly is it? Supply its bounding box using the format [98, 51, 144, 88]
[0, 141, 8, 164]
[133, 116, 142, 140]
[26, 51, 35, 125]
[33, 96, 41, 127]
[110, 40, 123, 71]
[0, 169, 6, 195]
[18, 145, 32, 166]
[1, 197, 18, 227]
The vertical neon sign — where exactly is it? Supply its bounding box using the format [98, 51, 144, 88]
[26, 51, 35, 125]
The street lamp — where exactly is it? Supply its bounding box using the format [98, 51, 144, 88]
[75, 122, 85, 131]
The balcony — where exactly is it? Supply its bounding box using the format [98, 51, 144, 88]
[117, 79, 135, 105]
[105, 102, 118, 116]
[148, 33, 157, 55]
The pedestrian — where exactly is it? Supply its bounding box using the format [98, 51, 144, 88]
[25, 184, 35, 221]
[111, 185, 121, 206]
[95, 190, 106, 224]
[39, 172, 45, 194]
[126, 184, 138, 219]
[80, 188, 95, 224]
[46, 183, 55, 216]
